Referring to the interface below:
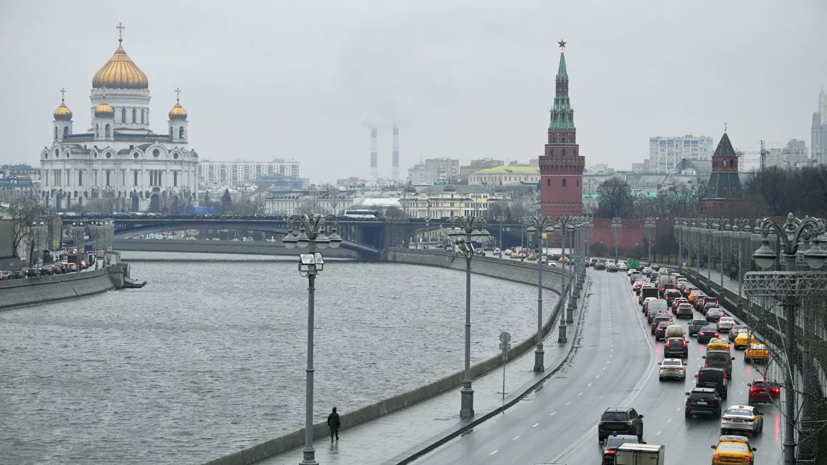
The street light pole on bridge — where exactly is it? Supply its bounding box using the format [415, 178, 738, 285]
[527, 216, 555, 372]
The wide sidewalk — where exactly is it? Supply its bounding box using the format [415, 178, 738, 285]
[260, 284, 587, 465]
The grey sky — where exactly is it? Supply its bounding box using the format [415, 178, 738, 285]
[1, 0, 825, 183]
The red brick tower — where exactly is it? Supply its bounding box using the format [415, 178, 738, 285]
[540, 40, 585, 218]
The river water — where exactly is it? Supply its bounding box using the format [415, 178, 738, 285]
[0, 252, 555, 464]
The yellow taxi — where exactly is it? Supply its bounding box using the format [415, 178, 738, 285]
[688, 290, 704, 303]
[734, 332, 758, 350]
[707, 338, 731, 353]
[745, 344, 770, 364]
[510, 253, 519, 259]
[711, 435, 756, 465]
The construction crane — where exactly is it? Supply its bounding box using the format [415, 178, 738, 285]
[736, 140, 783, 172]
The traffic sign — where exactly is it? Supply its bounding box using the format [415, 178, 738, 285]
[499, 331, 511, 343]
[52, 240, 59, 249]
[106, 246, 112, 252]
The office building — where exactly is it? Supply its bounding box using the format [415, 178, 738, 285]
[646, 135, 713, 173]
[199, 159, 300, 186]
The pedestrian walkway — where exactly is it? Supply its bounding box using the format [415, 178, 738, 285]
[259, 286, 587, 465]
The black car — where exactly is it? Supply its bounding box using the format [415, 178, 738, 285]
[602, 434, 642, 464]
[594, 261, 606, 270]
[706, 308, 725, 323]
[688, 319, 709, 337]
[663, 290, 682, 306]
[22, 267, 38, 278]
[655, 321, 670, 341]
[729, 325, 749, 342]
[37, 266, 53, 276]
[11, 270, 25, 279]
[696, 367, 728, 399]
[703, 350, 735, 378]
[685, 387, 722, 418]
[697, 325, 720, 343]
[664, 337, 688, 358]
[701, 301, 720, 315]
[651, 315, 672, 334]
[598, 408, 644, 443]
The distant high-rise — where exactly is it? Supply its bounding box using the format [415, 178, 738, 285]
[392, 125, 400, 181]
[370, 128, 378, 178]
[645, 135, 714, 173]
[812, 88, 827, 164]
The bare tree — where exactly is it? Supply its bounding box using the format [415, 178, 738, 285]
[597, 178, 634, 218]
[9, 201, 48, 259]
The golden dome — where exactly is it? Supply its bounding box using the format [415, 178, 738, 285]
[54, 92, 73, 121]
[169, 92, 188, 121]
[95, 94, 115, 118]
[92, 38, 149, 90]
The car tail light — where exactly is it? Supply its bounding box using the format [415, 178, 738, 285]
[744, 418, 754, 422]
[705, 363, 708, 367]
[604, 450, 616, 455]
[723, 416, 732, 421]
[683, 341, 687, 347]
[772, 388, 780, 393]
[660, 366, 665, 370]
[715, 333, 719, 337]
[750, 387, 759, 392]
[713, 454, 720, 460]
[678, 367, 684, 370]
[744, 457, 751, 462]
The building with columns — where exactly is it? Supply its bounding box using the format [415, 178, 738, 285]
[39, 25, 199, 213]
[539, 41, 585, 218]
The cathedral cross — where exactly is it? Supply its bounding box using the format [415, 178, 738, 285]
[175, 87, 181, 102]
[60, 88, 66, 102]
[117, 22, 125, 42]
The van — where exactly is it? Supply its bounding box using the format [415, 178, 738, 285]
[696, 367, 728, 399]
[704, 350, 734, 378]
[665, 325, 685, 338]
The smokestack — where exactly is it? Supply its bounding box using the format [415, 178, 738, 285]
[392, 124, 400, 181]
[370, 128, 378, 179]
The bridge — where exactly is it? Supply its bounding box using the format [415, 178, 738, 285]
[68, 215, 538, 260]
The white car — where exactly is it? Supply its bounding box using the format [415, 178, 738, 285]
[617, 261, 629, 271]
[718, 317, 736, 332]
[658, 358, 686, 381]
[721, 405, 764, 435]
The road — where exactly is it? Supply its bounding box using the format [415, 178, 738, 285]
[412, 268, 784, 465]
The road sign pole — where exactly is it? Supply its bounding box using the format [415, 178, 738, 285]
[499, 332, 511, 401]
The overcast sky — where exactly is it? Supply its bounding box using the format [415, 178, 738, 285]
[1, 0, 825, 182]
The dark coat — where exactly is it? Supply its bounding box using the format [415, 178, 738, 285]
[327, 412, 341, 429]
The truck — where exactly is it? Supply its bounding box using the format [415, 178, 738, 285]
[614, 443, 665, 465]
[656, 270, 676, 294]
[640, 287, 658, 302]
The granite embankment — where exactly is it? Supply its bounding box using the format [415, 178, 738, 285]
[0, 263, 131, 310]
[205, 248, 571, 465]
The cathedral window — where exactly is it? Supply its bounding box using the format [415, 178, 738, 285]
[105, 124, 110, 138]
[54, 127, 58, 140]
[153, 149, 160, 157]
[577, 179, 580, 187]
[106, 171, 111, 187]
[179, 127, 185, 139]
[55, 149, 59, 158]
[562, 148, 566, 157]
[132, 108, 137, 123]
[141, 109, 145, 124]
[174, 171, 178, 187]
[122, 108, 126, 122]
[78, 171, 83, 187]
[63, 127, 69, 137]
[134, 171, 139, 186]
[562, 178, 567, 187]
[723, 160, 727, 168]
[96, 124, 99, 137]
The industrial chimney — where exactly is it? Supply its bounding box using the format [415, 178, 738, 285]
[392, 125, 400, 181]
[370, 128, 378, 179]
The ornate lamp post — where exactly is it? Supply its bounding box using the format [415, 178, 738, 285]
[282, 214, 343, 465]
[644, 218, 656, 263]
[611, 217, 622, 261]
[745, 213, 827, 465]
[71, 221, 85, 268]
[526, 216, 555, 372]
[556, 216, 573, 343]
[448, 216, 490, 419]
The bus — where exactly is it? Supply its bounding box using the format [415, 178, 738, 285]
[343, 209, 381, 219]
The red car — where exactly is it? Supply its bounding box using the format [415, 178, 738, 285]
[748, 379, 781, 405]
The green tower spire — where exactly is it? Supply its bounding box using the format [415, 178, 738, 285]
[549, 43, 574, 131]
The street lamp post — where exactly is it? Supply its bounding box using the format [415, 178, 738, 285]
[556, 216, 574, 340]
[71, 221, 85, 268]
[448, 216, 490, 419]
[611, 217, 622, 261]
[526, 216, 555, 372]
[644, 218, 656, 263]
[282, 214, 343, 465]
[746, 213, 827, 465]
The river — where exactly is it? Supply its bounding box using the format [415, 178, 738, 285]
[0, 252, 555, 464]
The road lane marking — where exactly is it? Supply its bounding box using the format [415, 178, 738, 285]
[565, 401, 571, 406]
[578, 392, 583, 396]
[596, 375, 600, 378]
[489, 450, 498, 456]
[588, 383, 592, 387]
[513, 436, 520, 440]
[533, 423, 539, 428]
[667, 418, 672, 423]
[656, 431, 662, 436]
[550, 412, 556, 416]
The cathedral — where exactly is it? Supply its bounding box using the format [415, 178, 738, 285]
[40, 24, 199, 213]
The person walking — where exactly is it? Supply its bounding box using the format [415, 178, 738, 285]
[327, 407, 340, 442]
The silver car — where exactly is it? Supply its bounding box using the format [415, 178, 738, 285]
[721, 405, 764, 435]
[718, 317, 735, 332]
[658, 358, 686, 381]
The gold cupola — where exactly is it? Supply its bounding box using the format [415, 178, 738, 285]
[95, 91, 115, 118]
[54, 88, 73, 121]
[92, 25, 148, 90]
[168, 88, 187, 120]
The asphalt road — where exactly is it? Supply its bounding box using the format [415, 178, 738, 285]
[411, 269, 784, 465]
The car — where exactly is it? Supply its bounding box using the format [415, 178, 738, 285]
[11, 270, 25, 279]
[601, 434, 642, 464]
[663, 289, 682, 306]
[703, 350, 735, 378]
[685, 387, 722, 418]
[594, 261, 606, 270]
[682, 286, 699, 298]
[734, 332, 757, 350]
[590, 258, 598, 266]
[651, 314, 673, 334]
[617, 261, 628, 271]
[748, 379, 781, 405]
[50, 264, 63, 274]
[664, 337, 688, 358]
[706, 308, 725, 323]
[633, 280, 647, 294]
[476, 248, 486, 256]
[510, 253, 519, 258]
[688, 290, 704, 303]
[729, 325, 749, 342]
[659, 283, 676, 297]
[707, 338, 731, 352]
[607, 264, 619, 272]
[696, 367, 728, 399]
[493, 247, 501, 255]
[710, 436, 757, 465]
[687, 319, 708, 337]
[641, 297, 659, 313]
[38, 266, 53, 276]
[699, 297, 720, 313]
[597, 408, 644, 443]
[676, 303, 694, 319]
[629, 271, 642, 284]
[716, 316, 735, 332]
[0, 270, 11, 280]
[654, 321, 670, 340]
[670, 297, 689, 313]
[721, 405, 764, 436]
[697, 325, 720, 344]
[745, 344, 770, 364]
[659, 358, 687, 380]
[68, 263, 78, 272]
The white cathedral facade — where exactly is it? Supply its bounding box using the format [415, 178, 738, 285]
[40, 27, 199, 213]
